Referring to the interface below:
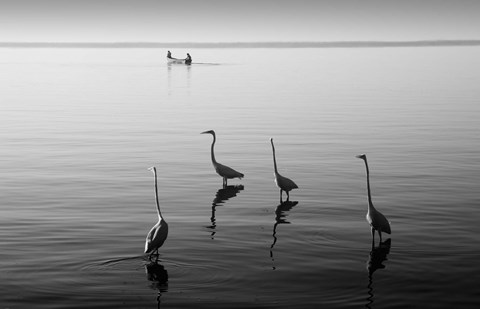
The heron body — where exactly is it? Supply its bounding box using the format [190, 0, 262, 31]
[145, 167, 169, 259]
[201, 130, 244, 186]
[270, 138, 298, 201]
[356, 154, 391, 244]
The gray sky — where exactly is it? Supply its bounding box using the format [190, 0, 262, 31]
[1, 0, 479, 42]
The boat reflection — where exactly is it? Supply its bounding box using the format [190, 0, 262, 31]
[166, 61, 191, 96]
[207, 185, 244, 239]
[145, 260, 168, 308]
[270, 200, 298, 269]
[365, 238, 391, 309]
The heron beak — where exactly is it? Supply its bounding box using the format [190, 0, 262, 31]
[356, 154, 365, 159]
[201, 130, 211, 134]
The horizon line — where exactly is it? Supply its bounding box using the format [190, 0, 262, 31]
[1, 40, 480, 48]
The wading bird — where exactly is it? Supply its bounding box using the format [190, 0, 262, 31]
[201, 130, 244, 186]
[145, 167, 169, 260]
[270, 138, 298, 201]
[356, 154, 391, 245]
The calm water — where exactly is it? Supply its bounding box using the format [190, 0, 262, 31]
[1, 46, 479, 308]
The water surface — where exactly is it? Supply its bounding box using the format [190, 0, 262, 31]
[1, 46, 479, 308]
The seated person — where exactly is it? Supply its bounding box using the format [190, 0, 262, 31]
[185, 53, 192, 64]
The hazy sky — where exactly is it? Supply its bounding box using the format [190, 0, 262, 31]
[1, 0, 479, 42]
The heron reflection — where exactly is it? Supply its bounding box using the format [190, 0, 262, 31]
[270, 200, 298, 269]
[145, 260, 168, 309]
[207, 185, 244, 239]
[366, 239, 391, 309]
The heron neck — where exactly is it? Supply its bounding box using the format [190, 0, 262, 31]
[364, 159, 374, 210]
[271, 142, 279, 174]
[210, 134, 217, 164]
[153, 169, 163, 219]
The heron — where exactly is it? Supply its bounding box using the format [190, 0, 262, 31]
[145, 167, 169, 260]
[201, 130, 244, 186]
[356, 154, 391, 245]
[270, 138, 298, 201]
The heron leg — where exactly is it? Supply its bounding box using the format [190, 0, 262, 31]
[279, 189, 283, 202]
[286, 191, 290, 201]
[379, 231, 383, 243]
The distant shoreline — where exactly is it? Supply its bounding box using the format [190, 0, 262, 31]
[1, 40, 480, 49]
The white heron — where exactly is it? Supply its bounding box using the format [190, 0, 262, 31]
[356, 154, 391, 244]
[201, 130, 244, 186]
[145, 167, 169, 260]
[270, 138, 298, 201]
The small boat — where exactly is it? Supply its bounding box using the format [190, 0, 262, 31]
[167, 52, 192, 65]
[167, 56, 188, 64]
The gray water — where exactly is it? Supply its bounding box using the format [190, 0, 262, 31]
[1, 47, 479, 308]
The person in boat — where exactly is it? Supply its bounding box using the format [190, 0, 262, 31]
[167, 50, 172, 58]
[185, 53, 192, 64]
